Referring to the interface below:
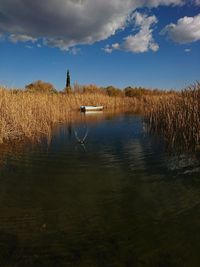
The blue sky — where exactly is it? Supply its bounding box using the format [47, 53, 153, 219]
[0, 0, 200, 90]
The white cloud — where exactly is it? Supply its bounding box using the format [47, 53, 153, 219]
[43, 38, 75, 51]
[104, 12, 159, 54]
[112, 43, 120, 50]
[0, 0, 185, 50]
[161, 13, 200, 43]
[69, 47, 81, 55]
[9, 34, 37, 43]
[124, 12, 159, 53]
[103, 45, 114, 54]
[185, 48, 191, 52]
[103, 43, 120, 53]
[25, 45, 33, 49]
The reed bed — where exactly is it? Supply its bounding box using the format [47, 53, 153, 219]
[0, 87, 158, 144]
[147, 83, 200, 151]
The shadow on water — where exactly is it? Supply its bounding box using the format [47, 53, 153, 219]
[0, 112, 200, 266]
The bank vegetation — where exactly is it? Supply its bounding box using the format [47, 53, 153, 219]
[147, 83, 200, 151]
[1, 80, 199, 151]
[0, 82, 170, 144]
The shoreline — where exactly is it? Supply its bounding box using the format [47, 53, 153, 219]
[0, 87, 162, 145]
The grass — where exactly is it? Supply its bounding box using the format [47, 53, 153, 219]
[147, 83, 200, 151]
[1, 83, 199, 151]
[0, 86, 161, 144]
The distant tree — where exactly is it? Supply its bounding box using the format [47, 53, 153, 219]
[65, 69, 72, 94]
[105, 86, 123, 97]
[124, 86, 166, 97]
[124, 87, 144, 98]
[25, 80, 57, 93]
[66, 69, 71, 88]
[82, 84, 102, 94]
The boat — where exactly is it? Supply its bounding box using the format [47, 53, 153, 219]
[80, 106, 104, 112]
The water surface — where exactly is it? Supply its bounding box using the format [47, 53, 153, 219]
[0, 113, 200, 267]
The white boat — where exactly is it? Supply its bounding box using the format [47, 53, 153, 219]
[80, 106, 104, 112]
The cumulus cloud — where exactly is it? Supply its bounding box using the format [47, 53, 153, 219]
[103, 43, 120, 53]
[185, 48, 191, 52]
[124, 12, 159, 53]
[9, 34, 37, 43]
[104, 12, 159, 53]
[0, 0, 185, 50]
[161, 13, 200, 43]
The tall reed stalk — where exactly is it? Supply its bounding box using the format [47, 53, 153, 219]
[147, 83, 200, 151]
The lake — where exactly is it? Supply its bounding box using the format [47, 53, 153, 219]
[0, 112, 200, 267]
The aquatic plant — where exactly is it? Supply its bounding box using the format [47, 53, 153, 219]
[147, 83, 200, 151]
[0, 86, 160, 144]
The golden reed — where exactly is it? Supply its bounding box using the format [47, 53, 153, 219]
[0, 87, 158, 144]
[147, 83, 200, 150]
[2, 84, 198, 150]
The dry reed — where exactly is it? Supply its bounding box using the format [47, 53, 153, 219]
[0, 87, 159, 144]
[147, 83, 200, 151]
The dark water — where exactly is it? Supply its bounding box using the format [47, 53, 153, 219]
[0, 113, 200, 267]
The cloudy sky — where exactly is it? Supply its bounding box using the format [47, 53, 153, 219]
[0, 0, 200, 90]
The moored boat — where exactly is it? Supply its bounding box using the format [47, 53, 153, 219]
[80, 106, 104, 112]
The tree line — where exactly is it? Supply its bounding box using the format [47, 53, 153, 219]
[24, 81, 171, 97]
[19, 70, 171, 97]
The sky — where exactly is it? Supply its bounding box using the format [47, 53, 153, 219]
[0, 0, 200, 90]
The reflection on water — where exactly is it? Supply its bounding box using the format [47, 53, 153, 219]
[0, 113, 200, 267]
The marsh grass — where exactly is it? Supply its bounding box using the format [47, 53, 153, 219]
[0, 87, 159, 144]
[147, 83, 200, 151]
[2, 83, 198, 150]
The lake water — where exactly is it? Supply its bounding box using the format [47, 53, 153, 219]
[0, 113, 200, 267]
